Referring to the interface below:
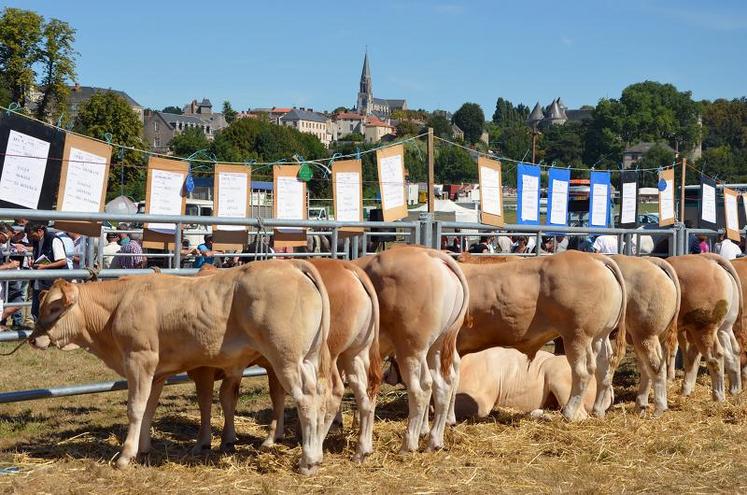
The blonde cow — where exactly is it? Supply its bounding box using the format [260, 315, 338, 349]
[457, 250, 627, 421]
[29, 261, 332, 475]
[610, 255, 680, 416]
[454, 347, 597, 418]
[728, 257, 747, 381]
[667, 253, 743, 400]
[354, 246, 469, 453]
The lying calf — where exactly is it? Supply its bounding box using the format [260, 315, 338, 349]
[454, 347, 597, 418]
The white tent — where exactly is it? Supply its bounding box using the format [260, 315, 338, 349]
[410, 199, 479, 224]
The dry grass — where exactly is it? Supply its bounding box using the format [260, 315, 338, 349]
[2, 342, 747, 494]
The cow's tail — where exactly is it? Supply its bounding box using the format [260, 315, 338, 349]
[347, 263, 382, 400]
[645, 257, 681, 354]
[702, 253, 744, 350]
[600, 255, 627, 371]
[430, 249, 470, 376]
[292, 260, 332, 385]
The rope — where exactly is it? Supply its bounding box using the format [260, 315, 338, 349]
[85, 267, 100, 282]
[0, 339, 28, 356]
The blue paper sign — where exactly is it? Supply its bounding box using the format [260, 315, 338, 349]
[657, 178, 667, 191]
[547, 167, 571, 226]
[589, 170, 611, 228]
[185, 174, 195, 194]
[517, 163, 541, 225]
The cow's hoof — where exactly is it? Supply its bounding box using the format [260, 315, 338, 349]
[261, 438, 279, 449]
[297, 464, 319, 476]
[220, 442, 236, 454]
[351, 451, 370, 463]
[190, 444, 211, 456]
[425, 443, 443, 453]
[653, 408, 667, 418]
[114, 455, 131, 470]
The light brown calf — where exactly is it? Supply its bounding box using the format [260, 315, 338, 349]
[29, 261, 331, 475]
[354, 246, 469, 453]
[667, 254, 742, 400]
[610, 255, 680, 415]
[728, 257, 747, 380]
[457, 250, 627, 421]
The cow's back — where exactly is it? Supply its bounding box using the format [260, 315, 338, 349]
[667, 255, 731, 328]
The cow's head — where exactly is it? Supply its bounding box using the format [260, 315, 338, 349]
[29, 280, 80, 350]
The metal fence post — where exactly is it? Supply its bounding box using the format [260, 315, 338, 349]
[434, 221, 443, 251]
[343, 237, 350, 260]
[330, 228, 338, 259]
[351, 235, 359, 260]
[418, 212, 434, 248]
[174, 223, 182, 268]
[362, 232, 368, 256]
[623, 233, 632, 255]
[85, 235, 95, 269]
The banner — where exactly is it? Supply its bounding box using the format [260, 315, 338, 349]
[517, 163, 540, 225]
[547, 167, 570, 226]
[0, 112, 64, 210]
[699, 175, 717, 230]
[478, 156, 503, 227]
[658, 168, 675, 226]
[143, 157, 189, 249]
[724, 187, 740, 241]
[376, 144, 407, 221]
[332, 159, 363, 235]
[55, 133, 112, 236]
[589, 170, 611, 228]
[212, 163, 250, 250]
[273, 164, 307, 248]
[618, 170, 639, 228]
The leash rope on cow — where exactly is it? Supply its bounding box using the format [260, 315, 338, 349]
[0, 339, 28, 356]
[85, 266, 100, 282]
[150, 266, 162, 273]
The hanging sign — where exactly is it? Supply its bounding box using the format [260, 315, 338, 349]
[478, 156, 503, 227]
[376, 144, 407, 221]
[273, 164, 307, 248]
[55, 133, 112, 236]
[724, 187, 740, 242]
[699, 175, 717, 230]
[619, 170, 639, 228]
[589, 170, 611, 228]
[547, 167, 570, 226]
[143, 157, 188, 249]
[658, 168, 676, 226]
[212, 163, 251, 250]
[517, 163, 540, 225]
[332, 159, 363, 235]
[0, 111, 64, 209]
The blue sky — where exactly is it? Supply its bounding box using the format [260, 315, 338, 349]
[7, 0, 747, 115]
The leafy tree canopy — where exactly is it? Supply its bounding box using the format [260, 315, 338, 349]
[452, 102, 485, 144]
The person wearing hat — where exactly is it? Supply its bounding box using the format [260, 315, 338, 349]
[193, 234, 219, 269]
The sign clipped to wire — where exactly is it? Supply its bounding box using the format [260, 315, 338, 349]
[478, 156, 503, 227]
[618, 170, 639, 228]
[517, 163, 540, 225]
[724, 187, 740, 241]
[589, 170, 611, 228]
[658, 168, 675, 226]
[547, 167, 570, 226]
[376, 144, 407, 221]
[699, 175, 717, 230]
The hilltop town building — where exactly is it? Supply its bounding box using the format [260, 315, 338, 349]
[67, 84, 144, 122]
[355, 52, 407, 118]
[143, 98, 227, 153]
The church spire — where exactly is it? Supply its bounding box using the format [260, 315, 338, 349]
[357, 49, 373, 115]
[360, 50, 372, 94]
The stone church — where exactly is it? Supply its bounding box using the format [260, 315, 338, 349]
[355, 52, 407, 118]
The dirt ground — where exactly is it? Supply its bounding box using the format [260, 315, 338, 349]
[2, 342, 747, 494]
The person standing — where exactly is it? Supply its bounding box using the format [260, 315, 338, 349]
[101, 233, 121, 269]
[114, 231, 146, 269]
[25, 223, 69, 319]
[193, 234, 218, 269]
[716, 234, 742, 260]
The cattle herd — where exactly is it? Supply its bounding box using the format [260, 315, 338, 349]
[27, 246, 746, 475]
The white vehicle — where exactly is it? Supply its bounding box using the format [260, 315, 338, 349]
[136, 199, 214, 248]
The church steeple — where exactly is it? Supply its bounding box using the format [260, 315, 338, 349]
[356, 49, 373, 115]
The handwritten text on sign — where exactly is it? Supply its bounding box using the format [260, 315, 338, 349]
[148, 169, 184, 232]
[0, 130, 50, 208]
[480, 166, 502, 216]
[217, 171, 248, 231]
[60, 147, 107, 212]
[379, 154, 405, 209]
[335, 171, 361, 222]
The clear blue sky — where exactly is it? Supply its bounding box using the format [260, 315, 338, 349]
[8, 0, 747, 115]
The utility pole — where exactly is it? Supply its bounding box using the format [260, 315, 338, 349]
[679, 156, 687, 223]
[427, 127, 435, 213]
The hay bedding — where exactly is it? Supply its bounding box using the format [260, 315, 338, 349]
[2, 362, 747, 494]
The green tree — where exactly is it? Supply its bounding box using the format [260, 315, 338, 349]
[701, 98, 747, 150]
[542, 121, 585, 167]
[161, 105, 182, 114]
[332, 106, 348, 114]
[396, 119, 420, 137]
[492, 125, 532, 162]
[492, 97, 529, 127]
[73, 91, 146, 200]
[435, 145, 475, 183]
[341, 131, 364, 142]
[35, 18, 77, 121]
[222, 100, 237, 124]
[0, 8, 43, 108]
[427, 113, 452, 139]
[583, 98, 625, 168]
[169, 127, 210, 157]
[452, 102, 485, 144]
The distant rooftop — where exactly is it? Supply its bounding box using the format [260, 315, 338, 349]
[68, 85, 142, 108]
[280, 108, 327, 123]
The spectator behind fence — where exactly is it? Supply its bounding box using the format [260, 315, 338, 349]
[0, 223, 24, 329]
[716, 234, 742, 260]
[592, 234, 618, 254]
[697, 235, 710, 254]
[66, 231, 84, 269]
[468, 236, 491, 254]
[26, 223, 70, 319]
[111, 224, 145, 269]
[102, 232, 120, 269]
[495, 235, 513, 253]
[193, 234, 218, 269]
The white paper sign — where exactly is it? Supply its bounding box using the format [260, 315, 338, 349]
[621, 181, 637, 225]
[660, 179, 675, 220]
[335, 171, 361, 222]
[549, 179, 569, 225]
[0, 130, 50, 208]
[480, 166, 502, 216]
[591, 183, 609, 226]
[379, 154, 405, 209]
[702, 183, 717, 224]
[520, 174, 539, 222]
[276, 175, 305, 234]
[60, 147, 107, 212]
[217, 172, 248, 231]
[148, 169, 185, 232]
[726, 193, 739, 232]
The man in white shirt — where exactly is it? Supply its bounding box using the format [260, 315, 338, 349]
[717, 235, 742, 260]
[102, 233, 121, 269]
[592, 235, 619, 254]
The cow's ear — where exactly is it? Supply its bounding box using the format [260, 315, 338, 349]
[60, 281, 78, 307]
[39, 289, 49, 304]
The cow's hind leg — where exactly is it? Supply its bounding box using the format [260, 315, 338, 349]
[262, 367, 287, 448]
[219, 370, 243, 452]
[591, 335, 614, 418]
[446, 352, 461, 426]
[681, 333, 702, 397]
[425, 337, 456, 452]
[398, 352, 432, 453]
[634, 336, 668, 416]
[189, 367, 216, 454]
[116, 352, 157, 469]
[137, 377, 165, 455]
[561, 335, 594, 422]
[339, 350, 376, 462]
[718, 326, 742, 395]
